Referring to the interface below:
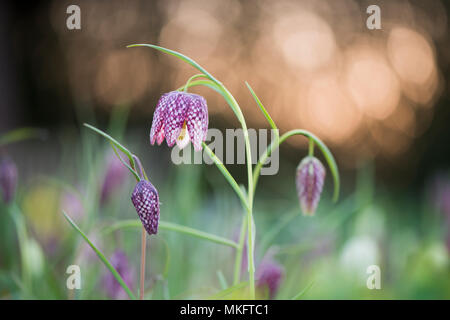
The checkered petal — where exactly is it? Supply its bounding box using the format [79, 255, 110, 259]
[295, 156, 326, 216]
[186, 94, 208, 152]
[131, 180, 160, 235]
[150, 93, 170, 146]
[163, 92, 191, 147]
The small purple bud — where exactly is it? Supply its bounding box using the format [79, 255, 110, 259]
[0, 157, 17, 204]
[102, 250, 134, 299]
[100, 153, 128, 205]
[131, 180, 160, 236]
[296, 156, 326, 216]
[150, 91, 209, 152]
[256, 257, 284, 299]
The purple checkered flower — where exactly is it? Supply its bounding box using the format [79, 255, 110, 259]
[150, 91, 208, 152]
[256, 257, 284, 299]
[296, 156, 326, 216]
[131, 180, 160, 236]
[0, 157, 17, 204]
[102, 250, 134, 299]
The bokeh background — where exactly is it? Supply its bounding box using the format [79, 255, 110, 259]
[0, 0, 449, 299]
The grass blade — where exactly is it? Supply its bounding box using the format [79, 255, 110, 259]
[62, 211, 137, 300]
[202, 142, 249, 211]
[102, 219, 239, 249]
[83, 123, 139, 180]
[245, 82, 278, 134]
[127, 44, 218, 84]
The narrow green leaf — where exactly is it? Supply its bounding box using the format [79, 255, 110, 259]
[83, 123, 139, 180]
[202, 142, 250, 212]
[245, 82, 278, 134]
[62, 211, 137, 300]
[127, 44, 218, 84]
[101, 219, 239, 249]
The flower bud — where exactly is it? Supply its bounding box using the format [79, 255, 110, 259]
[296, 156, 326, 216]
[0, 157, 17, 204]
[131, 180, 160, 236]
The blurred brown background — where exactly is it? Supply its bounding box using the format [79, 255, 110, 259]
[1, 0, 449, 189]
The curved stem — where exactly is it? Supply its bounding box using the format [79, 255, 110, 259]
[253, 129, 340, 202]
[308, 137, 314, 157]
[129, 44, 256, 298]
[183, 74, 208, 92]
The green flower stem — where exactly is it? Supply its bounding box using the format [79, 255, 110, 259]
[253, 129, 340, 202]
[102, 219, 239, 249]
[308, 137, 314, 157]
[181, 79, 256, 298]
[232, 212, 248, 285]
[128, 44, 256, 299]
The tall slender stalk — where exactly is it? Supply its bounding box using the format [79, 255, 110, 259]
[126, 44, 340, 300]
[140, 226, 147, 300]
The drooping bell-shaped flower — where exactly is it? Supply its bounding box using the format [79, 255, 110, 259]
[131, 180, 160, 236]
[296, 156, 326, 216]
[256, 257, 284, 299]
[0, 157, 17, 204]
[150, 91, 208, 152]
[102, 250, 134, 299]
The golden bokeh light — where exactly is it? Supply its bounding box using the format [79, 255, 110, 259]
[273, 11, 337, 72]
[345, 44, 401, 120]
[95, 49, 153, 106]
[48, 0, 446, 161]
[304, 72, 362, 144]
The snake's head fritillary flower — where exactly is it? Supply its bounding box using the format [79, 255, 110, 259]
[296, 156, 326, 216]
[0, 157, 17, 204]
[100, 153, 128, 205]
[102, 250, 134, 299]
[131, 180, 160, 236]
[150, 91, 208, 152]
[256, 257, 284, 299]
